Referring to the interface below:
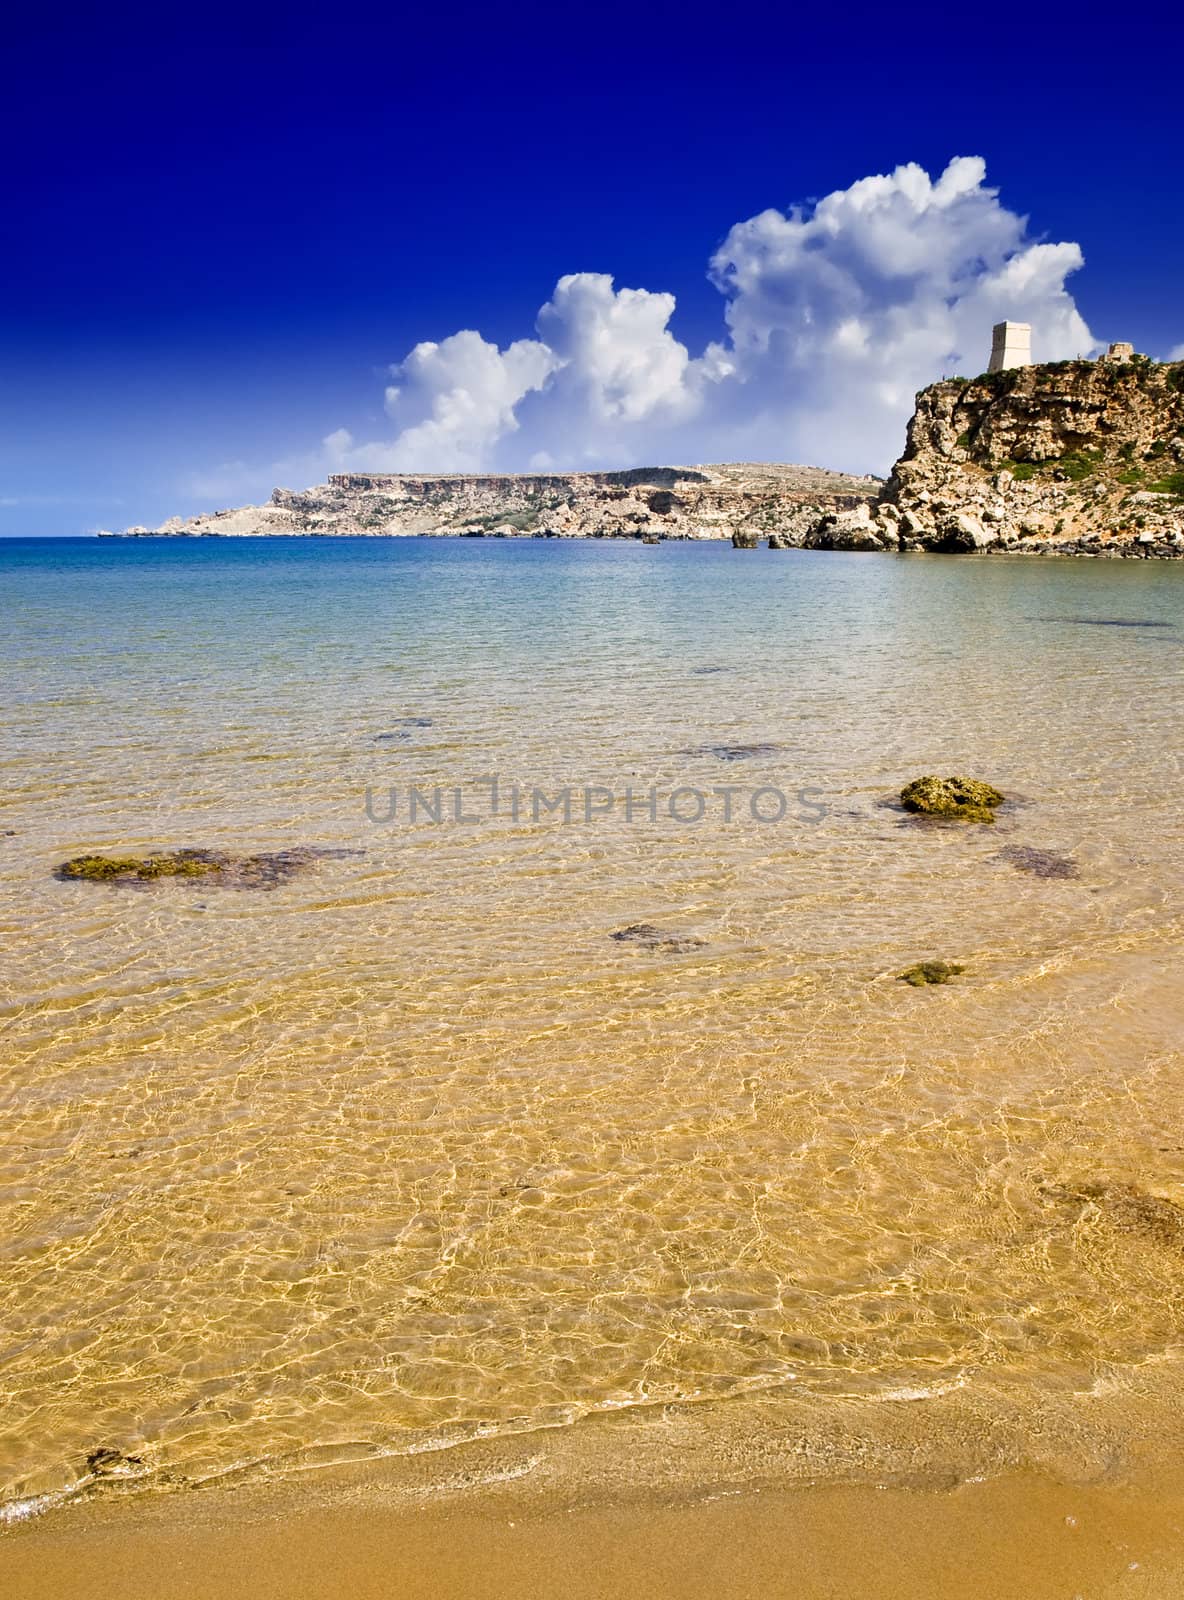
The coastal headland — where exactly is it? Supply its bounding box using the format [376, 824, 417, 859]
[107, 357, 1184, 557]
[106, 462, 880, 545]
[868, 354, 1184, 558]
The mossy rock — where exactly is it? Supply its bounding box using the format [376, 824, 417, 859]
[57, 855, 138, 882]
[59, 852, 218, 882]
[897, 961, 965, 987]
[56, 846, 362, 890]
[900, 775, 1004, 823]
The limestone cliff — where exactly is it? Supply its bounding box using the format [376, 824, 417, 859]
[108, 360, 1184, 557]
[853, 357, 1184, 557]
[112, 463, 879, 542]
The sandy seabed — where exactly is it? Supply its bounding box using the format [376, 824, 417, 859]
[6, 542, 1184, 1593]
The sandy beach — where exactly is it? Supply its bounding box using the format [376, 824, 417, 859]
[7, 1377, 1184, 1597]
[5, 1430, 1184, 1600]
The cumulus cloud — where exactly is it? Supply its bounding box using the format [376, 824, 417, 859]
[512, 275, 699, 469]
[381, 331, 557, 471]
[195, 157, 1098, 497]
[333, 276, 699, 476]
[1169, 343, 1184, 361]
[693, 155, 1093, 468]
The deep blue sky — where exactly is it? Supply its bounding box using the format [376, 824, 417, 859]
[3, 2, 1180, 534]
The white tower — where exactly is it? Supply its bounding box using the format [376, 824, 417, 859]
[988, 321, 1032, 372]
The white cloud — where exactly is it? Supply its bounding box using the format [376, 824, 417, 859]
[537, 276, 694, 414]
[1169, 343, 1184, 361]
[190, 157, 1099, 497]
[380, 330, 557, 471]
[698, 156, 1093, 469]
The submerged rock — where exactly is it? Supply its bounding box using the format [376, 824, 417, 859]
[1037, 616, 1175, 630]
[610, 923, 707, 953]
[994, 844, 1078, 880]
[374, 717, 434, 741]
[1043, 1181, 1184, 1252]
[56, 847, 362, 890]
[684, 742, 783, 761]
[897, 961, 965, 986]
[59, 853, 218, 882]
[86, 1446, 143, 1476]
[900, 775, 1005, 823]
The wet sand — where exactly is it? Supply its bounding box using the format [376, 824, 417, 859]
[6, 1389, 1184, 1598]
[4, 1458, 1183, 1600]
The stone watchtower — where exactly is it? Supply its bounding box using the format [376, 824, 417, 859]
[988, 321, 1032, 372]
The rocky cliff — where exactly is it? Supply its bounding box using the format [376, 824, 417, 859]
[112, 463, 879, 542]
[809, 357, 1184, 557]
[109, 359, 1184, 556]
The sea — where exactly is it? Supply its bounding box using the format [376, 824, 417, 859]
[1, 534, 1182, 1520]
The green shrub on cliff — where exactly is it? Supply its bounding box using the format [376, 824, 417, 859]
[1056, 450, 1102, 482]
[979, 369, 1019, 393]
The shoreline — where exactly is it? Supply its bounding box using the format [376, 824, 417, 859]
[8, 1367, 1184, 1591]
[89, 529, 1184, 558]
[94, 358, 1184, 556]
[5, 1404, 1184, 1599]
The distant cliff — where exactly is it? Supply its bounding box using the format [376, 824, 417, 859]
[809, 357, 1184, 556]
[110, 463, 879, 542]
[107, 361, 1184, 556]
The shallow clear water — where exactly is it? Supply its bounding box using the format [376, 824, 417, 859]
[1, 536, 1183, 1509]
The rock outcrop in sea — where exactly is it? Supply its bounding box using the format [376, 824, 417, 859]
[900, 775, 1005, 824]
[897, 961, 966, 987]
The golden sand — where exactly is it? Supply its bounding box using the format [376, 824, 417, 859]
[5, 1419, 1184, 1600]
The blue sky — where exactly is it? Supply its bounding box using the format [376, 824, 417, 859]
[3, 2, 1181, 534]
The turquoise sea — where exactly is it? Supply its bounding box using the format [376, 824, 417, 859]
[1, 535, 1183, 1519]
